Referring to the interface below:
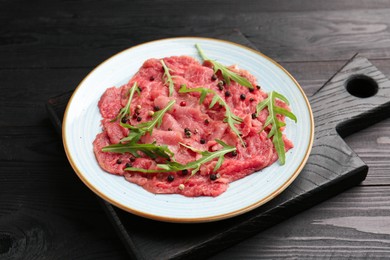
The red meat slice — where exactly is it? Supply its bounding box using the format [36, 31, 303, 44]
[93, 55, 294, 197]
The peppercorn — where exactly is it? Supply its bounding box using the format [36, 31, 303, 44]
[167, 175, 175, 182]
[181, 169, 188, 175]
[240, 94, 246, 100]
[249, 98, 255, 102]
[204, 119, 209, 125]
[217, 81, 224, 90]
[149, 76, 155, 81]
[167, 128, 172, 131]
[256, 85, 261, 90]
[137, 116, 142, 122]
[231, 151, 238, 157]
[125, 163, 132, 168]
[185, 131, 191, 138]
[210, 174, 218, 181]
[153, 106, 160, 111]
[251, 113, 257, 119]
[200, 138, 206, 144]
[225, 91, 231, 97]
[138, 86, 143, 92]
[211, 74, 217, 81]
[130, 157, 136, 162]
[121, 117, 127, 124]
[116, 159, 122, 164]
[249, 88, 254, 93]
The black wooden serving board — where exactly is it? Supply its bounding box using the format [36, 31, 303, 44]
[46, 32, 390, 260]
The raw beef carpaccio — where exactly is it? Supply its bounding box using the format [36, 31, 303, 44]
[93, 55, 293, 197]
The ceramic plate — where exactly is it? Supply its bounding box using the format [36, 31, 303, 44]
[63, 37, 314, 223]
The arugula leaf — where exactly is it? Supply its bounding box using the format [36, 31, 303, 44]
[111, 82, 140, 122]
[124, 140, 236, 178]
[161, 59, 175, 96]
[179, 84, 245, 146]
[195, 44, 253, 89]
[120, 100, 176, 144]
[256, 91, 297, 165]
[102, 142, 173, 159]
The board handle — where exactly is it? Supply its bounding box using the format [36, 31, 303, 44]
[309, 56, 390, 139]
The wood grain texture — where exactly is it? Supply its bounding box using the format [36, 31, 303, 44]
[1, 1, 390, 68]
[2, 0, 390, 259]
[211, 186, 390, 259]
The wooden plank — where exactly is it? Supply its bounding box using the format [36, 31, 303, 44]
[2, 5, 390, 68]
[0, 207, 128, 259]
[0, 68, 89, 126]
[2, 0, 390, 16]
[0, 126, 65, 162]
[346, 118, 390, 186]
[211, 186, 390, 259]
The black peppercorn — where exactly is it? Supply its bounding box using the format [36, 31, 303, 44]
[116, 159, 122, 164]
[249, 88, 254, 93]
[200, 138, 206, 144]
[217, 81, 224, 90]
[210, 174, 218, 181]
[211, 74, 217, 81]
[256, 85, 261, 90]
[125, 163, 132, 168]
[130, 157, 136, 162]
[249, 98, 255, 102]
[231, 151, 238, 157]
[153, 106, 160, 111]
[137, 116, 142, 122]
[121, 117, 127, 124]
[240, 94, 246, 100]
[251, 113, 257, 119]
[167, 175, 175, 182]
[225, 91, 231, 97]
[181, 169, 188, 175]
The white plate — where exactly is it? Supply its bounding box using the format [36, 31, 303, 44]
[63, 37, 314, 223]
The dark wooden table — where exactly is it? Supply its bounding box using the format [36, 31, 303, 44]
[2, 0, 390, 259]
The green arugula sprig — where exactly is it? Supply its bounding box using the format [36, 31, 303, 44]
[256, 91, 297, 165]
[120, 100, 176, 144]
[179, 84, 245, 146]
[161, 59, 175, 96]
[195, 44, 253, 90]
[111, 82, 140, 122]
[102, 142, 173, 159]
[124, 140, 236, 178]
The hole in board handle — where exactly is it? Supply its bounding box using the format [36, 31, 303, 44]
[345, 74, 378, 98]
